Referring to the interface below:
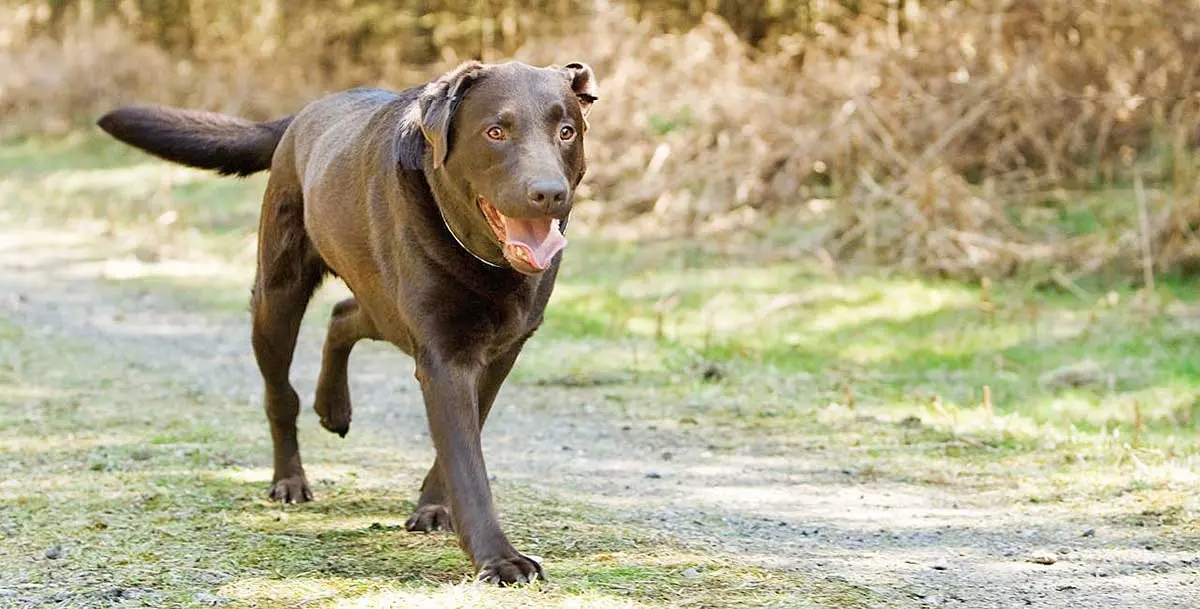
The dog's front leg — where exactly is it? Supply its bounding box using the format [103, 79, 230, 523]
[414, 348, 544, 585]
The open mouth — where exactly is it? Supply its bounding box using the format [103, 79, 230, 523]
[478, 197, 567, 274]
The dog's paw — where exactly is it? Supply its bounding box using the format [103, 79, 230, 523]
[313, 386, 352, 438]
[316, 410, 351, 438]
[267, 475, 313, 503]
[405, 504, 453, 533]
[477, 553, 544, 586]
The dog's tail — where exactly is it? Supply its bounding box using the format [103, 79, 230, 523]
[97, 106, 294, 177]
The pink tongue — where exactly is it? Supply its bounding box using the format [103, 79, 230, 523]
[504, 217, 567, 270]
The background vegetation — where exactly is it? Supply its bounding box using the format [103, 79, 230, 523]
[2, 0, 1198, 280]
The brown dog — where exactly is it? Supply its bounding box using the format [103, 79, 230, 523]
[97, 60, 597, 584]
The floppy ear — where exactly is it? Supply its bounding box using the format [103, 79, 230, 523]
[419, 61, 487, 169]
[561, 62, 598, 119]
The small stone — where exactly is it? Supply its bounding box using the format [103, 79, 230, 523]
[194, 592, 230, 606]
[660, 451, 674, 461]
[645, 472, 662, 479]
[1081, 528, 1096, 537]
[105, 588, 141, 600]
[929, 563, 949, 571]
[681, 567, 700, 579]
[0, 589, 16, 598]
[700, 363, 724, 382]
[1039, 360, 1106, 388]
[44, 545, 63, 560]
[133, 245, 161, 263]
[1027, 552, 1058, 565]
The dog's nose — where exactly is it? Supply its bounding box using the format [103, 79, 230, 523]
[527, 179, 568, 210]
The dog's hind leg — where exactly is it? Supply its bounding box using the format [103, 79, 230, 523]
[251, 169, 327, 504]
[313, 297, 380, 437]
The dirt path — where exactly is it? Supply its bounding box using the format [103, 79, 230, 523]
[2, 227, 1196, 608]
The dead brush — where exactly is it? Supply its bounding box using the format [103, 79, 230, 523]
[518, 1, 1200, 280]
[2, 0, 1197, 280]
[811, 0, 1200, 280]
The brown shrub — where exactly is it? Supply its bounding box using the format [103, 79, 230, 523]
[2, 1, 1197, 280]
[522, 2, 1200, 280]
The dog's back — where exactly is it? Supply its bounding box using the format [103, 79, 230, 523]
[286, 89, 416, 196]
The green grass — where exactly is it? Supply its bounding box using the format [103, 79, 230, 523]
[538, 240, 1200, 439]
[2, 134, 1199, 607]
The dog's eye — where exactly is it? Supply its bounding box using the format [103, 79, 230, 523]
[486, 126, 507, 141]
[559, 125, 576, 141]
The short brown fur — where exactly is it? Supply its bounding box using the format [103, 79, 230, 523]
[97, 60, 597, 585]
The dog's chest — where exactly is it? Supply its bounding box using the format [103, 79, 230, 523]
[482, 294, 543, 354]
[422, 269, 554, 361]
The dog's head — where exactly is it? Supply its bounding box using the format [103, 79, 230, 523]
[416, 61, 597, 274]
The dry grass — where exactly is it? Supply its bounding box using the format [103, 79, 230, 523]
[521, 3, 1200, 280]
[1, 1, 1198, 279]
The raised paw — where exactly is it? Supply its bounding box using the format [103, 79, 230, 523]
[267, 475, 313, 503]
[405, 504, 453, 533]
[477, 553, 545, 586]
[313, 384, 352, 438]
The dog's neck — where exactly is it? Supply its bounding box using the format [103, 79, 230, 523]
[425, 168, 510, 269]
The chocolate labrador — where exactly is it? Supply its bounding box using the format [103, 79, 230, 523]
[96, 60, 597, 584]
